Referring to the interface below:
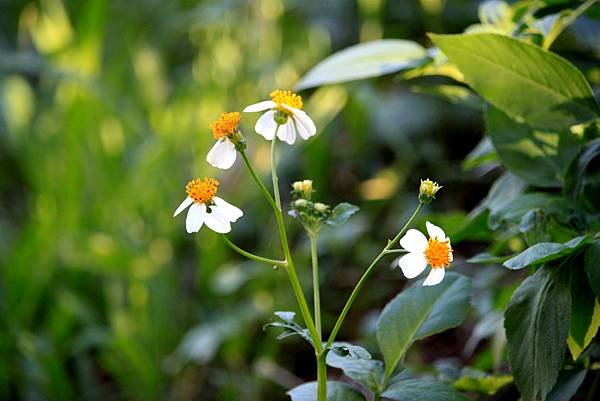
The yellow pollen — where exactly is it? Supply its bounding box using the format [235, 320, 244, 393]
[270, 89, 303, 113]
[210, 112, 241, 139]
[186, 178, 219, 204]
[425, 238, 452, 269]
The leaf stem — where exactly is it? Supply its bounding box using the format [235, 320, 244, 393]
[221, 235, 286, 267]
[325, 203, 423, 350]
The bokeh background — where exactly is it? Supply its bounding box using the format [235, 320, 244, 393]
[3, 0, 594, 400]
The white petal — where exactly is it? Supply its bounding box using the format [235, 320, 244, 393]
[186, 203, 205, 233]
[277, 121, 296, 145]
[204, 205, 232, 233]
[174, 196, 193, 217]
[398, 252, 428, 279]
[213, 197, 243, 222]
[399, 229, 428, 253]
[243, 100, 276, 112]
[423, 268, 445, 286]
[255, 110, 278, 140]
[206, 139, 237, 169]
[426, 221, 447, 241]
[289, 107, 316, 140]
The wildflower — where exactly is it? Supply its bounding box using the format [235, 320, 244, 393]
[206, 112, 244, 170]
[243, 90, 316, 145]
[418, 179, 442, 204]
[397, 221, 453, 286]
[292, 179, 313, 199]
[173, 178, 243, 234]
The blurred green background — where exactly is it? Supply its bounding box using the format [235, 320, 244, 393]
[3, 0, 591, 400]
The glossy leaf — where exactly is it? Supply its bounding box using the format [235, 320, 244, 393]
[326, 203, 359, 227]
[503, 236, 588, 270]
[504, 265, 571, 401]
[430, 33, 599, 129]
[381, 379, 470, 401]
[485, 107, 581, 187]
[287, 381, 365, 401]
[376, 273, 471, 379]
[295, 40, 428, 90]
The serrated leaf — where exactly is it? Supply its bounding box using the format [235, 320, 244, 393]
[295, 40, 429, 90]
[326, 203, 359, 227]
[287, 381, 365, 401]
[376, 273, 471, 380]
[504, 265, 571, 401]
[381, 379, 470, 401]
[430, 33, 599, 129]
[503, 236, 588, 270]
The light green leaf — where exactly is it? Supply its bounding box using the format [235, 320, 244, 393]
[503, 236, 588, 270]
[326, 345, 384, 393]
[376, 273, 471, 380]
[430, 33, 599, 129]
[295, 40, 429, 90]
[584, 241, 600, 298]
[504, 265, 571, 401]
[287, 381, 365, 401]
[381, 379, 470, 401]
[326, 203, 359, 227]
[453, 371, 513, 396]
[567, 271, 600, 360]
[462, 137, 498, 171]
[485, 107, 581, 188]
[410, 84, 483, 110]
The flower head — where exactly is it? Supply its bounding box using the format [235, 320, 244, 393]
[418, 179, 442, 204]
[292, 179, 313, 199]
[243, 89, 316, 145]
[174, 178, 243, 234]
[397, 221, 453, 286]
[206, 112, 245, 170]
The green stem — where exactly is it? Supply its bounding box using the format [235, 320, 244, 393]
[221, 235, 286, 267]
[271, 134, 282, 210]
[316, 352, 327, 401]
[543, 0, 598, 50]
[310, 233, 322, 338]
[325, 203, 423, 350]
[240, 151, 278, 213]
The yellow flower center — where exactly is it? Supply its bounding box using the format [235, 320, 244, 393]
[210, 112, 241, 139]
[270, 89, 303, 113]
[186, 178, 219, 204]
[425, 238, 452, 269]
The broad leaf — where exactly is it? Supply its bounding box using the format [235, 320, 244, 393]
[467, 252, 511, 264]
[376, 273, 471, 379]
[488, 193, 570, 232]
[567, 261, 600, 359]
[381, 379, 470, 401]
[462, 137, 498, 171]
[504, 265, 571, 401]
[485, 107, 581, 187]
[584, 241, 600, 298]
[471, 172, 526, 217]
[287, 381, 365, 401]
[453, 370, 513, 396]
[546, 369, 587, 401]
[295, 40, 428, 90]
[326, 347, 384, 393]
[565, 138, 600, 215]
[430, 33, 599, 129]
[503, 236, 588, 270]
[326, 203, 359, 227]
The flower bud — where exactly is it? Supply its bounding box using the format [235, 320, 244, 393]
[294, 199, 309, 208]
[314, 202, 328, 213]
[274, 110, 288, 125]
[418, 179, 442, 204]
[291, 179, 313, 199]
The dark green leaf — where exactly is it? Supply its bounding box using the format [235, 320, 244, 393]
[467, 252, 511, 264]
[430, 33, 599, 129]
[565, 138, 600, 215]
[568, 257, 599, 359]
[295, 40, 429, 90]
[485, 107, 581, 187]
[381, 379, 470, 401]
[376, 273, 471, 380]
[488, 193, 570, 232]
[503, 236, 588, 270]
[504, 265, 571, 401]
[471, 172, 526, 217]
[585, 241, 600, 298]
[287, 381, 365, 401]
[326, 345, 384, 393]
[546, 369, 587, 401]
[326, 203, 359, 227]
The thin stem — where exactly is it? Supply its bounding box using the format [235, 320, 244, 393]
[325, 203, 423, 350]
[271, 133, 282, 210]
[543, 0, 598, 50]
[240, 151, 278, 213]
[316, 352, 327, 401]
[310, 233, 322, 338]
[221, 235, 286, 267]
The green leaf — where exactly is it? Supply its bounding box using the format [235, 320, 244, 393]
[488, 193, 570, 232]
[410, 84, 483, 111]
[565, 138, 600, 215]
[430, 33, 599, 129]
[503, 236, 588, 270]
[467, 252, 511, 264]
[326, 203, 359, 227]
[376, 273, 471, 380]
[287, 381, 365, 401]
[381, 379, 470, 401]
[584, 241, 600, 298]
[485, 107, 581, 188]
[504, 265, 571, 401]
[471, 172, 526, 217]
[462, 137, 498, 171]
[567, 260, 600, 360]
[546, 369, 587, 401]
[453, 371, 513, 396]
[295, 40, 429, 90]
[326, 345, 384, 393]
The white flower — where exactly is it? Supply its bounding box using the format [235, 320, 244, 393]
[243, 89, 316, 145]
[173, 178, 243, 234]
[206, 112, 242, 170]
[397, 221, 453, 286]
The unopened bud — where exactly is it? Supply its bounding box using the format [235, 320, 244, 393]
[314, 202, 328, 213]
[294, 199, 309, 208]
[418, 179, 442, 204]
